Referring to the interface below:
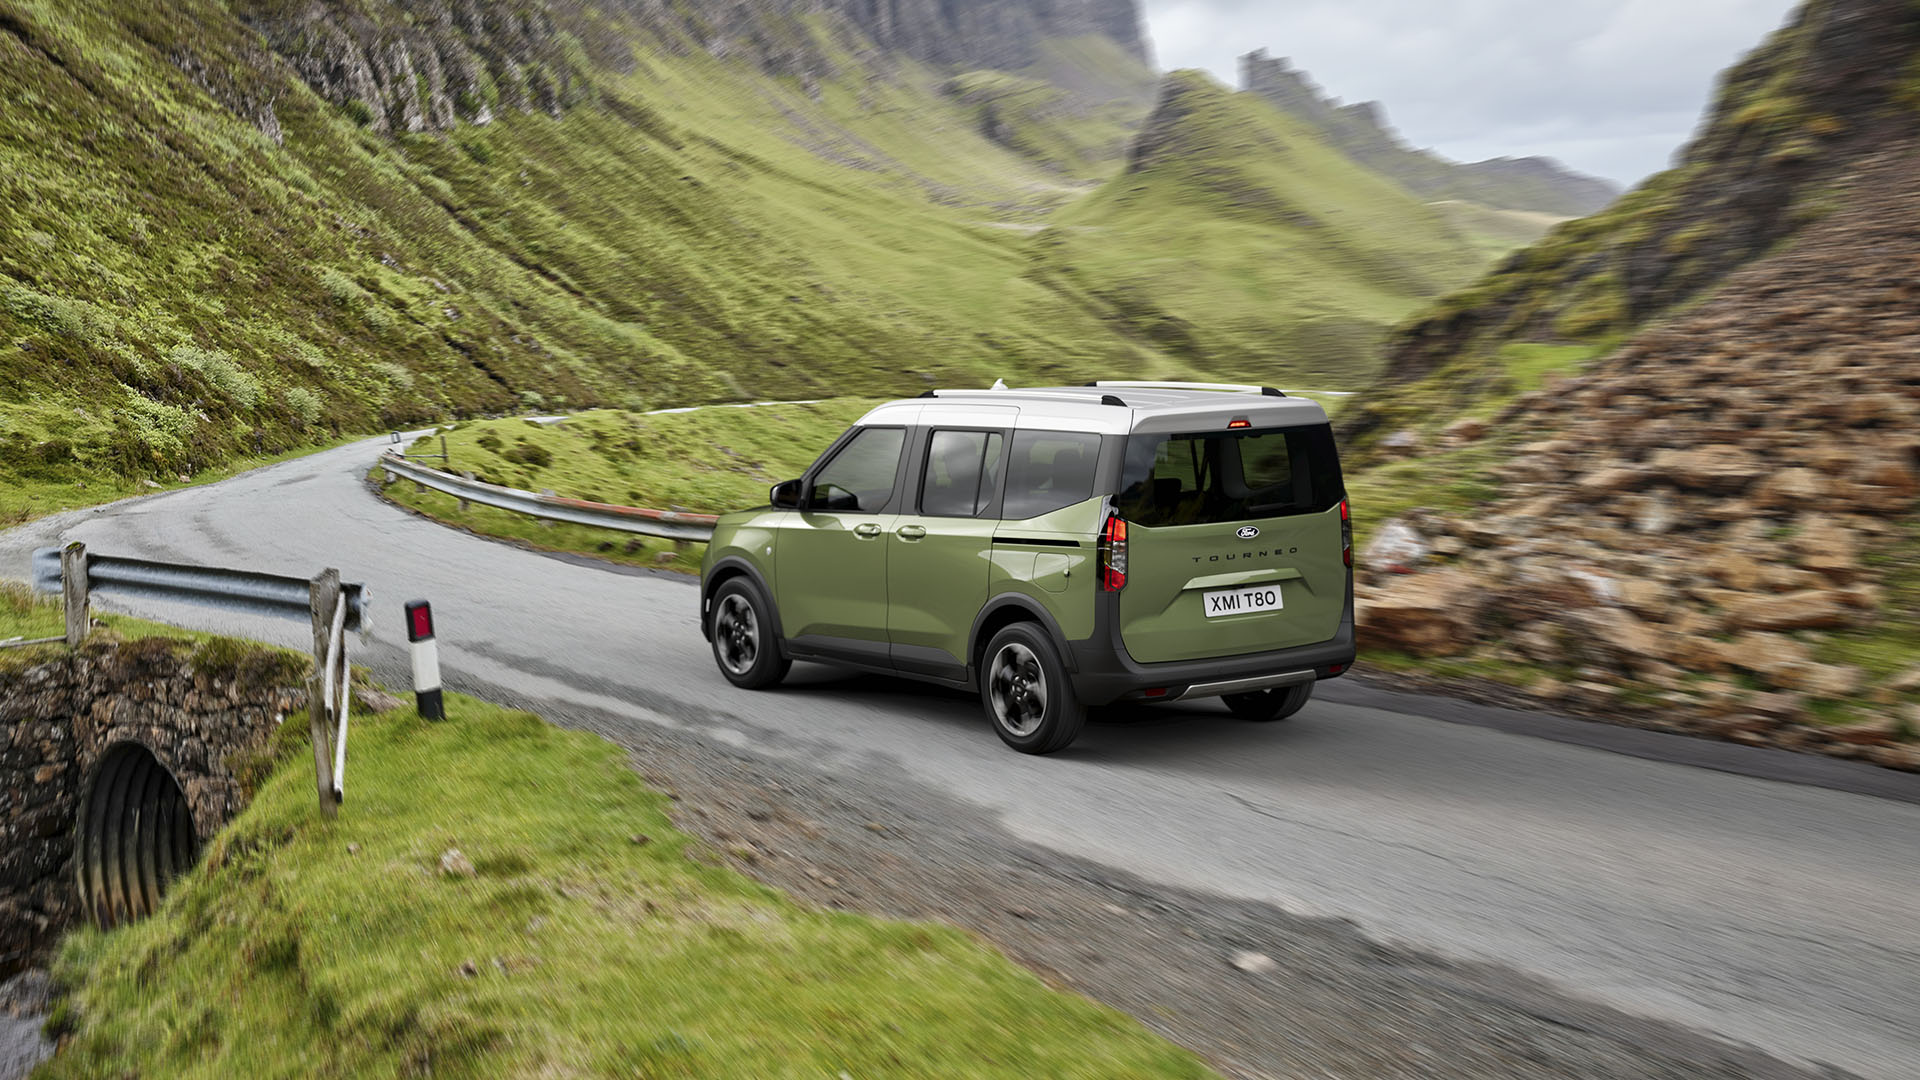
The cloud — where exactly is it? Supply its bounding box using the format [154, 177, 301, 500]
[1138, 0, 1803, 186]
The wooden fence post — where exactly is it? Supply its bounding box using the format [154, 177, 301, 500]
[308, 569, 340, 819]
[61, 542, 89, 648]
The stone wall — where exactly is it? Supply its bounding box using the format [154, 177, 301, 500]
[0, 639, 303, 978]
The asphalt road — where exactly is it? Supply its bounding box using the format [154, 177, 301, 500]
[5, 434, 1918, 1080]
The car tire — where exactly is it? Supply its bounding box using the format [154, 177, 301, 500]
[981, 623, 1086, 754]
[708, 579, 790, 690]
[1223, 681, 1313, 722]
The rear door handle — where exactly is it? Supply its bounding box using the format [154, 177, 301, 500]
[895, 525, 927, 541]
[853, 523, 883, 539]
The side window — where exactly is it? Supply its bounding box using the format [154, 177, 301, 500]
[1002, 430, 1101, 520]
[920, 430, 1004, 517]
[809, 427, 905, 513]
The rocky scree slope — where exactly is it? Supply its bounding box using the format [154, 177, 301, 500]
[1355, 142, 1920, 771]
[1342, 0, 1920, 445]
[1240, 49, 1619, 219]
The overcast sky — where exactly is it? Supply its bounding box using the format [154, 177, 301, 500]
[1140, 0, 1803, 189]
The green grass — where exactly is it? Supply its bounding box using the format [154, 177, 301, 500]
[0, 580, 62, 645]
[1, 578, 306, 665]
[381, 401, 875, 571]
[0, 431, 363, 527]
[1427, 201, 1568, 263]
[1343, 438, 1512, 552]
[1814, 514, 1920, 685]
[45, 692, 1218, 1079]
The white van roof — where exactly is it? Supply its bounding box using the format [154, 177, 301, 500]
[859, 382, 1331, 436]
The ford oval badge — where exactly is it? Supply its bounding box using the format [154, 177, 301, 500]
[1236, 525, 1260, 540]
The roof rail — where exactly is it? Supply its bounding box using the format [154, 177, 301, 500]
[925, 388, 1129, 407]
[1090, 381, 1285, 398]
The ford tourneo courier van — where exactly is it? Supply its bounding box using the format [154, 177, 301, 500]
[700, 382, 1355, 754]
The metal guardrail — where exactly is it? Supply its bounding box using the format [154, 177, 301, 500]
[31, 548, 367, 630]
[378, 452, 719, 543]
[22, 544, 365, 819]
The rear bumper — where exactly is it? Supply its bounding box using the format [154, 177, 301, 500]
[1065, 599, 1355, 706]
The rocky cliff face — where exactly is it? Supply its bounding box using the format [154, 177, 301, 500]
[1350, 0, 1920, 407]
[228, 0, 1147, 136]
[1240, 50, 1619, 218]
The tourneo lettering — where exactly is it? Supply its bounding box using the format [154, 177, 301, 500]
[1192, 548, 1297, 563]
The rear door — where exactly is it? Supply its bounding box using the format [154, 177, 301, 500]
[886, 411, 1015, 679]
[776, 424, 909, 664]
[1114, 423, 1347, 664]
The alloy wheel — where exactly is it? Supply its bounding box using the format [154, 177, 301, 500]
[714, 593, 759, 675]
[989, 642, 1048, 737]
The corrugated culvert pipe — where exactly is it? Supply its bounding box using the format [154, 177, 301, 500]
[75, 743, 197, 929]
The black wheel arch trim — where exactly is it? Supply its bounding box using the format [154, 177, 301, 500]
[702, 557, 786, 654]
[968, 592, 1080, 675]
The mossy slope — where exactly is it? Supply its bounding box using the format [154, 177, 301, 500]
[0, 0, 1159, 515]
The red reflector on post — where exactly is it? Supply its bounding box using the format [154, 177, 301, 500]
[405, 600, 434, 642]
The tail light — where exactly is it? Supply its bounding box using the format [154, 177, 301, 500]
[1340, 499, 1352, 568]
[1099, 514, 1128, 591]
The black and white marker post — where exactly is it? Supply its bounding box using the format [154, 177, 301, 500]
[404, 600, 445, 721]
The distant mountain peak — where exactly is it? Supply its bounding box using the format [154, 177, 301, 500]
[1238, 48, 1620, 218]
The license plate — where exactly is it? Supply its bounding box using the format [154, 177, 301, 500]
[1203, 585, 1283, 618]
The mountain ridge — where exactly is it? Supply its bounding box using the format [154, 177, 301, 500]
[1340, 0, 1920, 445]
[1240, 49, 1620, 218]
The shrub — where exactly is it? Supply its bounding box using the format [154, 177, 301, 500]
[373, 362, 414, 393]
[261, 326, 328, 370]
[318, 268, 371, 307]
[284, 387, 322, 430]
[169, 345, 261, 411]
[117, 394, 195, 466]
[504, 441, 553, 468]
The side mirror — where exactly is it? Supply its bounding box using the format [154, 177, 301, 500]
[770, 479, 803, 509]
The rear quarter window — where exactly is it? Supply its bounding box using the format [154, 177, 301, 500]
[1001, 430, 1101, 520]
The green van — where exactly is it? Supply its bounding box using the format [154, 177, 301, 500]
[700, 382, 1355, 754]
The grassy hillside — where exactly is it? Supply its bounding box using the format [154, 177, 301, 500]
[45, 689, 1219, 1077]
[0, 1, 1510, 523]
[381, 402, 875, 572]
[1035, 71, 1488, 386]
[0, 0, 1164, 519]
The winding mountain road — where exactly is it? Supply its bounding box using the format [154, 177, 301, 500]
[5, 434, 1918, 1080]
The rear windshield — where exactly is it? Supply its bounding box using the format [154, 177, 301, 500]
[1117, 424, 1344, 527]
